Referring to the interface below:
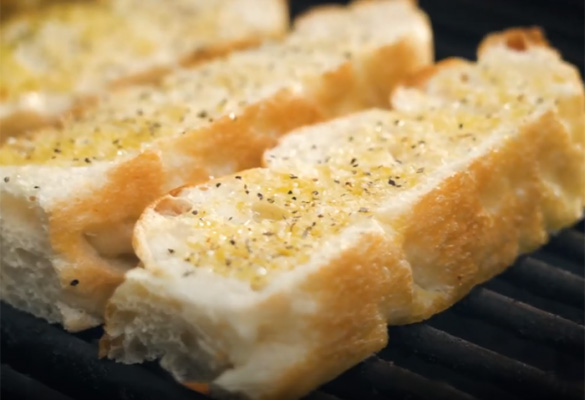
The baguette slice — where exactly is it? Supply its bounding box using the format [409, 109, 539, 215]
[0, 0, 432, 331]
[101, 29, 585, 400]
[0, 0, 288, 140]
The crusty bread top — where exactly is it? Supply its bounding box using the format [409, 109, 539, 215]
[391, 28, 584, 145]
[0, 0, 430, 167]
[137, 28, 585, 292]
[0, 0, 287, 120]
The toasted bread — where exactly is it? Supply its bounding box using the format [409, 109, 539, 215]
[0, 0, 432, 331]
[0, 0, 288, 140]
[101, 29, 584, 400]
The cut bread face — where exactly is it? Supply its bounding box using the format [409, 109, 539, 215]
[0, 0, 433, 331]
[0, 0, 289, 140]
[101, 29, 585, 400]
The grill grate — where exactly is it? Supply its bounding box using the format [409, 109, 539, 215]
[1, 0, 584, 399]
[2, 226, 583, 400]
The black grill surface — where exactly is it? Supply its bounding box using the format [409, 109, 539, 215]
[1, 1, 584, 399]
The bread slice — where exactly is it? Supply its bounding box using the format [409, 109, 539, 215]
[0, 0, 432, 331]
[101, 29, 585, 400]
[0, 0, 288, 140]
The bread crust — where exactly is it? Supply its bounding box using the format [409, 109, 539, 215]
[477, 27, 551, 56]
[51, 151, 166, 318]
[392, 111, 582, 323]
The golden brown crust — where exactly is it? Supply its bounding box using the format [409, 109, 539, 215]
[398, 57, 469, 90]
[395, 111, 583, 324]
[164, 89, 326, 183]
[251, 233, 398, 400]
[477, 27, 552, 56]
[50, 151, 165, 323]
[312, 36, 433, 115]
[402, 31, 554, 94]
[362, 35, 433, 106]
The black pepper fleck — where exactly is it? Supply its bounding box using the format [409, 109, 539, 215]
[70, 279, 79, 286]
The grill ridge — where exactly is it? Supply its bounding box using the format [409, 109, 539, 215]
[502, 256, 584, 308]
[454, 287, 585, 352]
